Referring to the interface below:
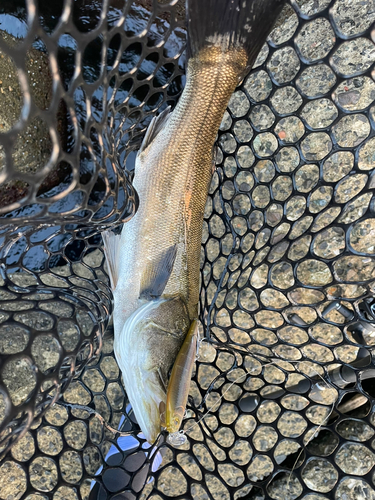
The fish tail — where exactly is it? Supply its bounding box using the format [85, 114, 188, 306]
[186, 0, 286, 75]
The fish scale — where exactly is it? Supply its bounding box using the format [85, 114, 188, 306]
[116, 49, 247, 325]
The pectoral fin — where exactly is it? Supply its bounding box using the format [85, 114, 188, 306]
[102, 230, 121, 290]
[139, 245, 177, 299]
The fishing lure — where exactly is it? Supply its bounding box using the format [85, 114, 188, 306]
[163, 320, 198, 443]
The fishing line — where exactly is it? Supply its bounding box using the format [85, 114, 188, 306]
[201, 168, 243, 342]
[167, 370, 247, 446]
[286, 363, 337, 490]
[204, 251, 234, 342]
[55, 401, 132, 435]
[168, 357, 281, 446]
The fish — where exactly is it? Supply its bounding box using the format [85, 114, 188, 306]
[103, 0, 285, 444]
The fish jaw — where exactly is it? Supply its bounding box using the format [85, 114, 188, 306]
[113, 297, 190, 443]
[116, 350, 166, 443]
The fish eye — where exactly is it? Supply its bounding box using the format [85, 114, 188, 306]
[174, 416, 180, 427]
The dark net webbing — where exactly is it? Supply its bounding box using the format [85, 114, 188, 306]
[0, 0, 374, 499]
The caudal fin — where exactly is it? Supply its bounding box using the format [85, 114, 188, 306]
[187, 0, 285, 72]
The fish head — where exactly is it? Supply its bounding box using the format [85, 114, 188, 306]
[114, 295, 190, 443]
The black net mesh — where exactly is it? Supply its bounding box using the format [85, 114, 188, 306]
[0, 0, 375, 499]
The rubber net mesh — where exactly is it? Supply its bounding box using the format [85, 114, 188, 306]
[0, 0, 375, 499]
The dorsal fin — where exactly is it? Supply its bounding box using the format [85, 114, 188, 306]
[102, 230, 121, 290]
[139, 244, 177, 300]
[138, 106, 171, 155]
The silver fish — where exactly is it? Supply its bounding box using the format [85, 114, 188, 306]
[103, 0, 285, 443]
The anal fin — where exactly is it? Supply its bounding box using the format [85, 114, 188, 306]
[102, 230, 121, 290]
[139, 244, 177, 299]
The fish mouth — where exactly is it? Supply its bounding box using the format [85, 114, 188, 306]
[124, 367, 167, 444]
